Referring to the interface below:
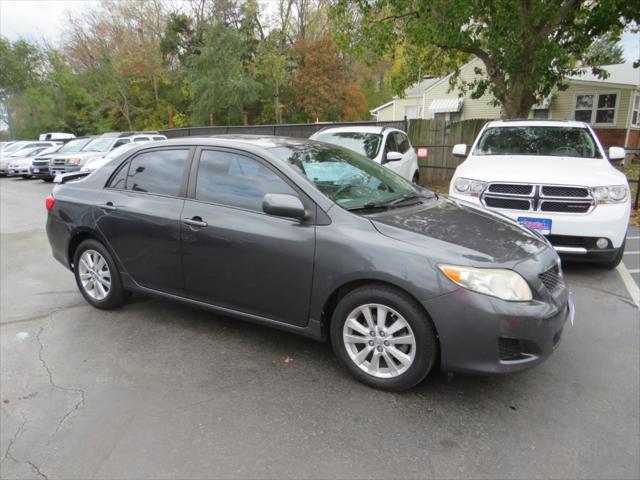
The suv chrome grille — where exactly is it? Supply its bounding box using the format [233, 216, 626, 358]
[52, 158, 66, 166]
[481, 183, 594, 214]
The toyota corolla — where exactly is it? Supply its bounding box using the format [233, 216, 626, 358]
[46, 136, 572, 391]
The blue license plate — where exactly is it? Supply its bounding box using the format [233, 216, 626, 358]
[517, 217, 552, 235]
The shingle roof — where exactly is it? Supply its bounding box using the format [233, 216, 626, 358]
[568, 63, 639, 87]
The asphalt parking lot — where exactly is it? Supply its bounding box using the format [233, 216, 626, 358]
[1, 178, 639, 480]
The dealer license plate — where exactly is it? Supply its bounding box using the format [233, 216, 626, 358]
[517, 217, 551, 235]
[32, 168, 39, 173]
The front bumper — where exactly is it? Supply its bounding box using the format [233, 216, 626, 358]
[449, 194, 629, 249]
[8, 167, 30, 176]
[424, 288, 569, 374]
[31, 165, 53, 178]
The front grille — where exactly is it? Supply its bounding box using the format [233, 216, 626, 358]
[488, 183, 533, 195]
[484, 197, 531, 210]
[541, 186, 589, 198]
[32, 160, 50, 167]
[540, 201, 592, 213]
[52, 158, 66, 166]
[481, 183, 594, 213]
[539, 265, 562, 291]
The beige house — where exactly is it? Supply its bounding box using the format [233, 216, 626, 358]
[371, 58, 640, 148]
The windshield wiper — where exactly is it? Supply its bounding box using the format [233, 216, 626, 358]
[384, 193, 424, 207]
[346, 202, 390, 212]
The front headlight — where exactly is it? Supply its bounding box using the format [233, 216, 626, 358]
[68, 157, 82, 165]
[593, 185, 628, 204]
[453, 177, 487, 197]
[439, 265, 533, 302]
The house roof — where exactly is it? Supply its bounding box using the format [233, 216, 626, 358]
[568, 62, 639, 88]
[403, 76, 441, 96]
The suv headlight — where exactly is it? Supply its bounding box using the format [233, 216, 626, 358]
[439, 265, 533, 302]
[593, 185, 628, 204]
[68, 157, 82, 165]
[453, 178, 487, 197]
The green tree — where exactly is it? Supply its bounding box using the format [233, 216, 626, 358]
[334, 0, 638, 119]
[586, 32, 626, 65]
[187, 22, 261, 124]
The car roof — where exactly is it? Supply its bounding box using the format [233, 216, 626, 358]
[155, 135, 318, 150]
[486, 119, 589, 128]
[312, 126, 399, 135]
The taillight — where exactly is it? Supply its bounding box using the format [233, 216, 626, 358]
[45, 195, 55, 211]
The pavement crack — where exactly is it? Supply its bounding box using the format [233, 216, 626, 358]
[0, 418, 49, 479]
[35, 325, 86, 440]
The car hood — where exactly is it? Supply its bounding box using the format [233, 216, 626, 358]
[369, 196, 550, 265]
[458, 155, 627, 186]
[52, 151, 105, 161]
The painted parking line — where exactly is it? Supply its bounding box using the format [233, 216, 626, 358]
[623, 251, 639, 255]
[628, 269, 640, 274]
[628, 236, 640, 240]
[617, 263, 640, 308]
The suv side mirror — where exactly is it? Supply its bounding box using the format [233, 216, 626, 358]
[262, 193, 307, 220]
[383, 151, 403, 164]
[608, 146, 625, 163]
[452, 144, 467, 158]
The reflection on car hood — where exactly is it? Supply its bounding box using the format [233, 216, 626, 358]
[458, 155, 627, 186]
[370, 196, 549, 265]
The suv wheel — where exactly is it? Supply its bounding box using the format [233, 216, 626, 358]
[330, 285, 437, 391]
[73, 239, 129, 309]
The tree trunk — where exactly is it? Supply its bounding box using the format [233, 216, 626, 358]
[274, 83, 281, 124]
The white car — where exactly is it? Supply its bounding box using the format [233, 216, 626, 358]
[80, 142, 139, 172]
[6, 145, 60, 178]
[310, 126, 420, 183]
[449, 120, 630, 268]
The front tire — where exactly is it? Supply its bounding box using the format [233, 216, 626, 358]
[73, 239, 129, 309]
[330, 285, 437, 391]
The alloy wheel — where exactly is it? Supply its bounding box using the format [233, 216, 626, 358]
[78, 249, 111, 300]
[342, 303, 416, 378]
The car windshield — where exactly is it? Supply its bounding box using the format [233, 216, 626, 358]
[3, 143, 27, 154]
[312, 132, 383, 160]
[59, 138, 91, 153]
[474, 126, 601, 158]
[271, 143, 416, 210]
[83, 137, 114, 152]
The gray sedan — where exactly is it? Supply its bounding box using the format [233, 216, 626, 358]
[46, 136, 571, 390]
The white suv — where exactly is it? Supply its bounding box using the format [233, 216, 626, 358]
[310, 126, 420, 183]
[449, 120, 630, 268]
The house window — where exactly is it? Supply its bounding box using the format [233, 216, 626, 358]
[404, 106, 422, 119]
[449, 111, 462, 122]
[434, 112, 447, 121]
[632, 94, 639, 127]
[574, 93, 617, 124]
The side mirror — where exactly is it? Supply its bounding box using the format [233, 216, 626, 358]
[262, 193, 307, 220]
[383, 151, 403, 164]
[608, 146, 626, 163]
[452, 144, 467, 158]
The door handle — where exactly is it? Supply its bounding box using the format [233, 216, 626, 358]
[100, 202, 117, 211]
[183, 217, 208, 228]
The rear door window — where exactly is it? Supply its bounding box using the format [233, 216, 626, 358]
[385, 133, 399, 153]
[195, 150, 296, 212]
[394, 132, 410, 153]
[110, 149, 189, 196]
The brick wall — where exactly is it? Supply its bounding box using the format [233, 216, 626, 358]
[593, 128, 640, 149]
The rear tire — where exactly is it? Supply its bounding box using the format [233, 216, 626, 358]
[73, 239, 129, 309]
[330, 285, 437, 391]
[598, 240, 625, 269]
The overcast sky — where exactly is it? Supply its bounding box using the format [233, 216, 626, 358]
[1, 0, 639, 61]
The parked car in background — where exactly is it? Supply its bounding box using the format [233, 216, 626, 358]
[0, 142, 61, 176]
[31, 137, 93, 181]
[80, 142, 140, 173]
[449, 120, 630, 268]
[0, 141, 18, 152]
[5, 146, 58, 178]
[39, 132, 76, 141]
[310, 126, 420, 183]
[48, 132, 167, 175]
[46, 136, 570, 391]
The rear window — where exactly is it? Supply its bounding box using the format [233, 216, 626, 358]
[108, 149, 189, 196]
[313, 132, 383, 160]
[474, 126, 601, 158]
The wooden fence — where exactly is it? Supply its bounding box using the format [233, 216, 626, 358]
[407, 118, 489, 184]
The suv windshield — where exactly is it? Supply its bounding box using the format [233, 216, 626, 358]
[271, 143, 416, 210]
[313, 132, 383, 160]
[475, 126, 601, 158]
[59, 138, 91, 153]
[83, 137, 114, 153]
